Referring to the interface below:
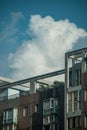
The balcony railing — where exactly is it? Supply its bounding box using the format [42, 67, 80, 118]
[3, 118, 17, 124]
[43, 107, 58, 116]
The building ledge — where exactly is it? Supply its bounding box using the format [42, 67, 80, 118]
[66, 110, 81, 118]
[68, 85, 81, 92]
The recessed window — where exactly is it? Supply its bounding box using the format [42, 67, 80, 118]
[85, 115, 87, 128]
[50, 124, 55, 130]
[3, 109, 13, 124]
[50, 98, 55, 108]
[68, 90, 82, 112]
[68, 116, 81, 129]
[75, 69, 81, 86]
[85, 90, 87, 101]
[35, 104, 39, 112]
[23, 106, 28, 117]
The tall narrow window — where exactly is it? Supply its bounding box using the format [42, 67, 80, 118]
[68, 93, 72, 112]
[74, 91, 78, 111]
[50, 98, 54, 108]
[85, 90, 87, 101]
[85, 115, 87, 128]
[3, 109, 13, 124]
[69, 118, 73, 128]
[69, 71, 72, 87]
[73, 117, 75, 128]
[35, 104, 39, 112]
[78, 90, 82, 110]
[75, 117, 78, 127]
[75, 69, 81, 86]
[23, 106, 28, 117]
[78, 116, 81, 127]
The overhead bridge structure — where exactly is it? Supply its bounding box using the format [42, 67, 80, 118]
[0, 69, 65, 93]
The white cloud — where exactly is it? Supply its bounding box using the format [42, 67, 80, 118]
[9, 15, 87, 80]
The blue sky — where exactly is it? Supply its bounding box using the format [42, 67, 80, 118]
[0, 0, 87, 79]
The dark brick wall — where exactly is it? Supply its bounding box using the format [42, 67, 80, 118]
[0, 86, 64, 130]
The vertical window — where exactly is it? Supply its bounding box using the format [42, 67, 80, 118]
[68, 90, 82, 112]
[68, 117, 82, 129]
[23, 106, 28, 117]
[3, 125, 13, 130]
[69, 118, 73, 128]
[3, 109, 13, 124]
[50, 124, 55, 130]
[78, 90, 82, 110]
[50, 98, 54, 108]
[82, 58, 87, 73]
[74, 91, 78, 111]
[69, 71, 72, 87]
[75, 117, 78, 127]
[85, 115, 87, 128]
[43, 98, 58, 115]
[73, 117, 75, 128]
[85, 90, 87, 101]
[35, 104, 39, 112]
[78, 116, 81, 127]
[75, 69, 81, 86]
[9, 125, 12, 130]
[68, 93, 72, 112]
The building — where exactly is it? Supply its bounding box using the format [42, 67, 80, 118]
[0, 70, 64, 130]
[1, 47, 87, 130]
[65, 47, 87, 130]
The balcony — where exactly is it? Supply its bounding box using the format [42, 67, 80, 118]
[43, 115, 56, 125]
[3, 108, 18, 125]
[43, 107, 58, 116]
[3, 118, 13, 124]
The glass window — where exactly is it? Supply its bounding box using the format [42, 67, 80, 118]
[68, 117, 82, 129]
[69, 71, 72, 87]
[75, 117, 78, 127]
[23, 106, 28, 117]
[43, 98, 58, 115]
[85, 115, 87, 128]
[75, 69, 81, 86]
[68, 93, 72, 112]
[85, 90, 87, 101]
[35, 104, 39, 112]
[78, 116, 81, 127]
[78, 90, 82, 110]
[70, 118, 73, 128]
[50, 124, 55, 130]
[74, 91, 78, 101]
[73, 117, 75, 128]
[68, 90, 82, 112]
[50, 98, 55, 108]
[3, 109, 13, 124]
[74, 91, 78, 111]
[9, 125, 12, 130]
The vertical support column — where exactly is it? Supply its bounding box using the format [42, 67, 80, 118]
[72, 57, 75, 67]
[65, 54, 69, 130]
[82, 51, 87, 130]
[30, 80, 36, 94]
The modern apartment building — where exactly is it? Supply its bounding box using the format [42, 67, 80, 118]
[0, 71, 64, 130]
[0, 47, 87, 130]
[65, 47, 87, 130]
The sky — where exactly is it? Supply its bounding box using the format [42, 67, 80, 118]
[0, 0, 87, 80]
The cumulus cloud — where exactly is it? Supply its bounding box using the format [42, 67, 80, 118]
[9, 15, 87, 80]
